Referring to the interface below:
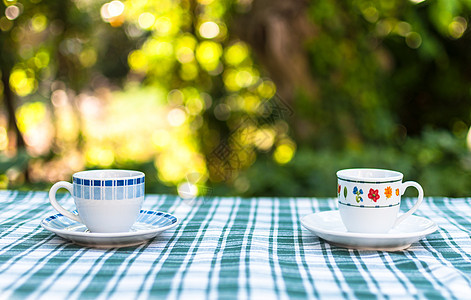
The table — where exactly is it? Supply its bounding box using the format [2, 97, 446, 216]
[0, 191, 470, 299]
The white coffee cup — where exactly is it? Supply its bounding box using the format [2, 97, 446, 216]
[48, 170, 145, 233]
[337, 168, 423, 233]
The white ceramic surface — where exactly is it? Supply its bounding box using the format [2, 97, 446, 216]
[337, 168, 423, 233]
[339, 205, 401, 234]
[41, 210, 178, 248]
[301, 210, 438, 251]
[76, 199, 143, 233]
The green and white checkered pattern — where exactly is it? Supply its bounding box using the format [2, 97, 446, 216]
[0, 191, 470, 299]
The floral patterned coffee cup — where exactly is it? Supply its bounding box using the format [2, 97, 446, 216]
[337, 168, 423, 233]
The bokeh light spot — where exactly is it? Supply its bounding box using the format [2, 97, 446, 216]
[448, 17, 467, 39]
[376, 19, 393, 36]
[223, 69, 239, 91]
[155, 16, 172, 35]
[101, 1, 124, 21]
[395, 21, 411, 37]
[257, 80, 276, 99]
[274, 143, 295, 164]
[138, 12, 155, 29]
[5, 5, 20, 20]
[167, 108, 186, 127]
[224, 42, 249, 66]
[254, 128, 275, 151]
[79, 48, 97, 67]
[405, 32, 422, 49]
[196, 41, 222, 71]
[51, 89, 68, 107]
[234, 176, 250, 193]
[214, 103, 231, 120]
[235, 70, 253, 88]
[35, 51, 50, 68]
[186, 97, 204, 115]
[176, 46, 194, 64]
[0, 17, 13, 31]
[10, 68, 36, 96]
[167, 89, 184, 105]
[177, 182, 198, 200]
[362, 6, 378, 23]
[241, 95, 259, 112]
[16, 102, 47, 133]
[108, 1, 125, 17]
[180, 63, 198, 81]
[100, 0, 125, 27]
[31, 14, 47, 32]
[128, 50, 147, 72]
[199, 21, 220, 39]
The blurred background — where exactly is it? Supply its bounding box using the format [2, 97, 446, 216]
[1, 0, 471, 197]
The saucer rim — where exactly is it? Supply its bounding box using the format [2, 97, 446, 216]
[41, 209, 179, 238]
[300, 210, 438, 239]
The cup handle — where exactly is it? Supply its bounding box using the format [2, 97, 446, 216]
[48, 181, 81, 223]
[394, 181, 423, 227]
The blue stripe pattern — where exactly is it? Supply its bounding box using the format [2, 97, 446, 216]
[43, 209, 177, 231]
[73, 177, 145, 185]
[72, 176, 145, 200]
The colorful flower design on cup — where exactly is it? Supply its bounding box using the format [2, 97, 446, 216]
[338, 184, 341, 196]
[384, 186, 392, 199]
[353, 186, 363, 203]
[336, 168, 424, 234]
[368, 188, 380, 202]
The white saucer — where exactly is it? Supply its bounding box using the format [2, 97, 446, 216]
[301, 210, 438, 251]
[41, 210, 178, 248]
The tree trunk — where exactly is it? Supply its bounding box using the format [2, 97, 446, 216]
[233, 0, 320, 141]
[233, 0, 318, 103]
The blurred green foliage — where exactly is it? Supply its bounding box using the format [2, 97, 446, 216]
[0, 0, 470, 197]
[232, 130, 471, 197]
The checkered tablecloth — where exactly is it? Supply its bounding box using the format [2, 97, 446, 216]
[0, 191, 470, 299]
